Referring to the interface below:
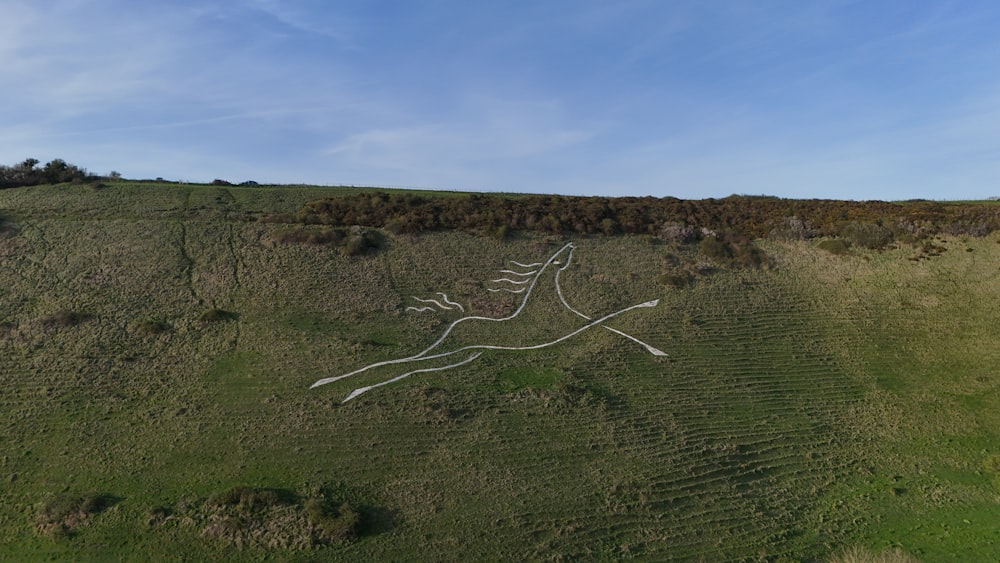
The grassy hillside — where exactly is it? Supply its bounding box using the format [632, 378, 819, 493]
[0, 182, 998, 561]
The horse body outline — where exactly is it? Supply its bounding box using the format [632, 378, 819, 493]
[310, 242, 665, 402]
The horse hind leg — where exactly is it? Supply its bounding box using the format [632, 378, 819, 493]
[341, 351, 484, 403]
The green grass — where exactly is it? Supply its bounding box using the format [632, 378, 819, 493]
[0, 183, 997, 560]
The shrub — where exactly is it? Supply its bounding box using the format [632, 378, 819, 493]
[198, 308, 238, 323]
[135, 319, 171, 336]
[840, 221, 894, 249]
[35, 492, 117, 537]
[163, 485, 367, 550]
[342, 230, 383, 257]
[818, 238, 851, 255]
[698, 236, 732, 262]
[304, 498, 360, 542]
[207, 486, 292, 514]
[273, 227, 347, 246]
[0, 213, 16, 236]
[39, 310, 92, 330]
[698, 233, 771, 269]
[657, 272, 693, 288]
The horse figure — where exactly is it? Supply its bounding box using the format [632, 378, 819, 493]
[311, 242, 665, 402]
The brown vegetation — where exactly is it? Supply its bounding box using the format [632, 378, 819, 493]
[35, 492, 117, 538]
[263, 192, 1000, 243]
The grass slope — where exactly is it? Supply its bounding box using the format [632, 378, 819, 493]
[0, 182, 997, 560]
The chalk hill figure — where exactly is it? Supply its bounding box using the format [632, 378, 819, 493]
[311, 243, 665, 402]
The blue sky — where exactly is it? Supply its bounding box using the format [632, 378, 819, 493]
[2, 1, 1000, 200]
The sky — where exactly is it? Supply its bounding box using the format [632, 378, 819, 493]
[2, 1, 1000, 200]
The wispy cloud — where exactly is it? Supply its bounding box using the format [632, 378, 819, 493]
[4, 1, 1000, 198]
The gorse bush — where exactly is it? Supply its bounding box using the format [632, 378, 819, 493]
[35, 492, 117, 538]
[198, 308, 238, 323]
[271, 226, 383, 256]
[818, 239, 851, 255]
[698, 233, 772, 269]
[135, 319, 172, 336]
[267, 191, 1000, 242]
[160, 486, 364, 550]
[39, 310, 92, 330]
[840, 222, 894, 250]
[304, 497, 361, 541]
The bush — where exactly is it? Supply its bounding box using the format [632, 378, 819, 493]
[342, 230, 383, 257]
[0, 158, 94, 189]
[135, 319, 171, 336]
[39, 310, 92, 330]
[840, 222, 893, 249]
[273, 228, 346, 246]
[35, 492, 117, 537]
[0, 213, 16, 236]
[161, 485, 367, 550]
[657, 272, 693, 288]
[198, 308, 238, 323]
[304, 498, 360, 542]
[698, 236, 732, 262]
[818, 239, 850, 255]
[207, 486, 293, 513]
[698, 233, 771, 269]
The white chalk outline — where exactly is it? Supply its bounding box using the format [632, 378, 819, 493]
[406, 306, 435, 313]
[437, 293, 464, 312]
[311, 242, 666, 401]
[554, 248, 668, 357]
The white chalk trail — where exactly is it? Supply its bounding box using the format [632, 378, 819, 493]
[511, 261, 542, 268]
[554, 251, 668, 357]
[491, 278, 532, 285]
[406, 306, 435, 313]
[412, 296, 453, 310]
[437, 293, 464, 312]
[602, 326, 668, 356]
[487, 287, 526, 294]
[499, 269, 537, 277]
[342, 352, 483, 403]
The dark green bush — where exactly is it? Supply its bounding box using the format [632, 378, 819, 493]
[35, 492, 117, 537]
[274, 227, 346, 246]
[698, 236, 732, 262]
[198, 308, 238, 323]
[135, 319, 171, 336]
[817, 238, 850, 255]
[207, 486, 292, 514]
[342, 230, 383, 257]
[657, 272, 693, 288]
[305, 498, 360, 541]
[39, 310, 92, 330]
[698, 233, 771, 269]
[840, 221, 893, 249]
